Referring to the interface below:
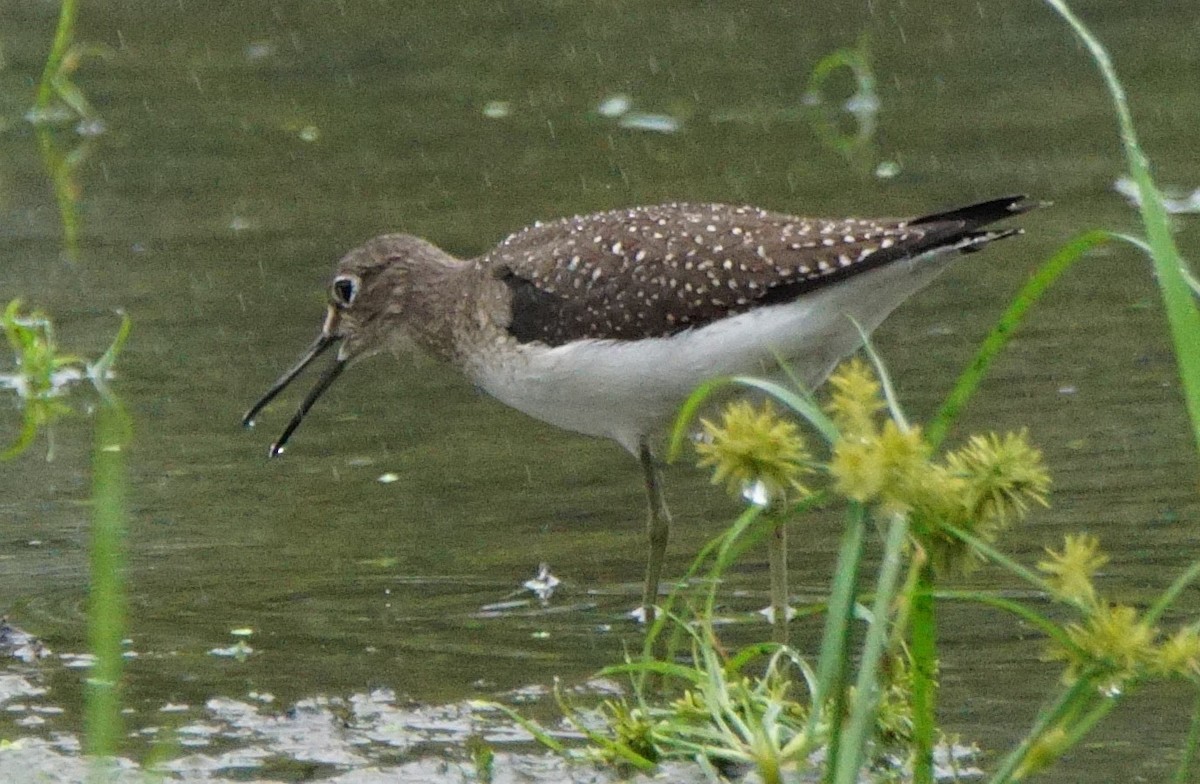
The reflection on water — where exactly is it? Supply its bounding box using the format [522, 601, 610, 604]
[1, 0, 1199, 780]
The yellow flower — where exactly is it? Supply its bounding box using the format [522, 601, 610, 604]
[695, 400, 813, 504]
[825, 357, 938, 513]
[950, 427, 1046, 533]
[917, 487, 983, 576]
[875, 420, 931, 510]
[828, 439, 885, 502]
[829, 420, 929, 508]
[1051, 603, 1156, 686]
[1037, 534, 1108, 607]
[1154, 627, 1200, 678]
[821, 360, 1053, 577]
[825, 358, 884, 440]
[945, 430, 1050, 533]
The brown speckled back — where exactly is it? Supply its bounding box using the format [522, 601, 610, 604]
[482, 197, 1031, 346]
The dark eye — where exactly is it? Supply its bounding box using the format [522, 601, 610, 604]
[332, 276, 358, 307]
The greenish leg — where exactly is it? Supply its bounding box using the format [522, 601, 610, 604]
[638, 441, 671, 625]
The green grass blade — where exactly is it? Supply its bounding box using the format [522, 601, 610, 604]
[668, 374, 839, 462]
[1, 414, 41, 461]
[600, 659, 707, 685]
[637, 503, 780, 669]
[85, 400, 129, 767]
[940, 524, 1060, 597]
[483, 702, 570, 755]
[909, 563, 936, 784]
[33, 0, 79, 113]
[89, 311, 132, 397]
[1173, 691, 1200, 784]
[723, 642, 782, 674]
[1144, 558, 1200, 627]
[927, 229, 1111, 449]
[811, 502, 867, 782]
[851, 324, 909, 432]
[703, 507, 766, 619]
[833, 514, 910, 784]
[1043, 0, 1200, 455]
[988, 673, 1099, 784]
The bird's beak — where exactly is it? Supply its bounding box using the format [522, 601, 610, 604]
[242, 307, 348, 456]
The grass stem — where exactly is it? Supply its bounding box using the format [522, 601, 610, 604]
[34, 0, 79, 113]
[909, 561, 937, 784]
[85, 399, 129, 770]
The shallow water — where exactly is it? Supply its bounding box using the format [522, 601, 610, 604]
[2, 1, 1199, 781]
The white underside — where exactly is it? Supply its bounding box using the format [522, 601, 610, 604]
[469, 252, 958, 454]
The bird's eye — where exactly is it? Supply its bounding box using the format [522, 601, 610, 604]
[331, 276, 358, 307]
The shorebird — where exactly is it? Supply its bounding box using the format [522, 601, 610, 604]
[243, 195, 1036, 625]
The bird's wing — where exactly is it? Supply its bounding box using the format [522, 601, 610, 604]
[481, 196, 1034, 347]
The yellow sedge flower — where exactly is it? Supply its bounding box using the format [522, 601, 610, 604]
[896, 463, 985, 576]
[827, 439, 885, 502]
[1154, 627, 1200, 678]
[695, 399, 813, 504]
[946, 430, 1050, 530]
[1037, 534, 1108, 607]
[829, 419, 929, 509]
[825, 358, 884, 440]
[1052, 603, 1156, 686]
[875, 421, 933, 511]
[822, 359, 1052, 577]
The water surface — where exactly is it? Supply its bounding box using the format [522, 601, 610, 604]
[1, 1, 1199, 780]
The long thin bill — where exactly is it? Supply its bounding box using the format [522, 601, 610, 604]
[269, 358, 348, 456]
[242, 334, 336, 428]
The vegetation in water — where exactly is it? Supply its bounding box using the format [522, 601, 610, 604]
[29, 0, 106, 126]
[502, 2, 1200, 782]
[1, 300, 130, 461]
[27, 0, 107, 259]
[506, 342, 1200, 781]
[1, 299, 132, 776]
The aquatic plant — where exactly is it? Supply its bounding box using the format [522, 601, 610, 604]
[1, 300, 129, 460]
[504, 2, 1200, 779]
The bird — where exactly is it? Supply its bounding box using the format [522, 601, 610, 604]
[243, 195, 1037, 627]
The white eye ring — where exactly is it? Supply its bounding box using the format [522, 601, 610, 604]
[332, 275, 359, 307]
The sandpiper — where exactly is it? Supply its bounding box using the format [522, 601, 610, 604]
[244, 195, 1036, 624]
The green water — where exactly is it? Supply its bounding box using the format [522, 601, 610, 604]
[1, 1, 1199, 780]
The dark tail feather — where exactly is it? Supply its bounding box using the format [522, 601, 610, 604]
[910, 195, 1044, 229]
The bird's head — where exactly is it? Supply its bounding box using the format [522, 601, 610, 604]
[241, 233, 454, 455]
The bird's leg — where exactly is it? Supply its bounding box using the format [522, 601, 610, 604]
[767, 515, 789, 644]
[638, 441, 671, 625]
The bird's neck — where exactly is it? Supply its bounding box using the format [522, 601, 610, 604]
[394, 255, 474, 364]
